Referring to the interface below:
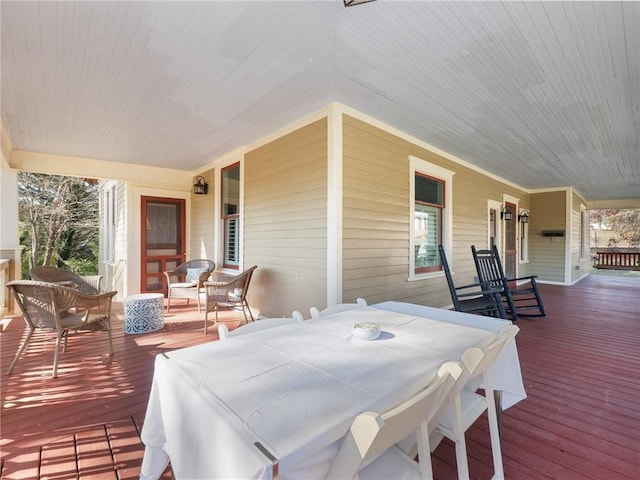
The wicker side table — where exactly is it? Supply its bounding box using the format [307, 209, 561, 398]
[124, 293, 165, 334]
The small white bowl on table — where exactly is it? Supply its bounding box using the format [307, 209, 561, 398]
[352, 321, 381, 340]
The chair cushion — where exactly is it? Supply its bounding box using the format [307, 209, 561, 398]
[172, 281, 198, 288]
[186, 268, 206, 282]
[228, 288, 243, 302]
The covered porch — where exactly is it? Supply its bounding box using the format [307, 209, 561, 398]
[1, 274, 638, 479]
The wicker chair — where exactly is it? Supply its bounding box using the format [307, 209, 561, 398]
[6, 280, 117, 378]
[164, 259, 216, 312]
[29, 266, 103, 294]
[203, 265, 257, 334]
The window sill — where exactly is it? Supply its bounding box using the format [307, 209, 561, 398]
[408, 271, 445, 282]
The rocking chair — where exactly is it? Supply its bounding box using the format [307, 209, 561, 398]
[438, 245, 507, 319]
[471, 245, 546, 321]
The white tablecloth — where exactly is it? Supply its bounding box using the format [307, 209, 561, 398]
[140, 303, 526, 480]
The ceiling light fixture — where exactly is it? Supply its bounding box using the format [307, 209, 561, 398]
[343, 0, 377, 7]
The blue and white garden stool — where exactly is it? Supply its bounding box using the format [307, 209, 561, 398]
[124, 293, 165, 334]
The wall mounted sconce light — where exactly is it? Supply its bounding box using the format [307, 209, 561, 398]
[343, 0, 377, 7]
[193, 176, 208, 195]
[518, 209, 530, 223]
[500, 206, 513, 221]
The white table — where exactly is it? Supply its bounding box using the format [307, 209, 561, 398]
[140, 302, 526, 479]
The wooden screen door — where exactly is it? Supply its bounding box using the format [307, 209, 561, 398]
[504, 201, 517, 282]
[141, 197, 186, 294]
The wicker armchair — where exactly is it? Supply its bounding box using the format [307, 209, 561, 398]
[164, 259, 216, 312]
[6, 280, 117, 378]
[203, 265, 257, 334]
[30, 266, 103, 294]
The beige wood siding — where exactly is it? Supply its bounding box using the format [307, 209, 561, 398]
[342, 115, 530, 307]
[530, 191, 566, 283]
[244, 119, 328, 317]
[570, 190, 591, 282]
[190, 170, 215, 261]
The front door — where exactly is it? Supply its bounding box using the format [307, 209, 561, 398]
[504, 201, 517, 282]
[141, 197, 186, 294]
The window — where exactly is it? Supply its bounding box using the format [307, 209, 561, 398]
[414, 174, 444, 273]
[489, 208, 497, 249]
[103, 183, 116, 263]
[519, 211, 529, 262]
[221, 163, 240, 269]
[410, 156, 454, 278]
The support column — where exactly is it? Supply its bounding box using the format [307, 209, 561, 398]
[0, 158, 24, 314]
[326, 102, 343, 307]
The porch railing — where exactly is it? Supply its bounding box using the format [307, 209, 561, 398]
[594, 250, 640, 270]
[0, 258, 10, 317]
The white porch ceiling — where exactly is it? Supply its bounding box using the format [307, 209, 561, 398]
[1, 1, 639, 201]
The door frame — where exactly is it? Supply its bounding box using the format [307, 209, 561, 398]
[141, 196, 186, 294]
[503, 194, 520, 282]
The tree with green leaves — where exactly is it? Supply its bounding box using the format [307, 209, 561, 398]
[589, 208, 640, 249]
[609, 209, 640, 248]
[18, 172, 99, 277]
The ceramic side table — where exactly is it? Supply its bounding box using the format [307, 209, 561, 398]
[124, 293, 165, 334]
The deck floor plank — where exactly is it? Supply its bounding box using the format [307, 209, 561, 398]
[107, 417, 147, 480]
[75, 426, 117, 479]
[2, 276, 639, 479]
[40, 437, 76, 480]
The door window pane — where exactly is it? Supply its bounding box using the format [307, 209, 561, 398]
[414, 174, 444, 273]
[414, 204, 441, 271]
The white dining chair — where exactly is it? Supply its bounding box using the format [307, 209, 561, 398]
[324, 360, 464, 480]
[309, 298, 367, 319]
[218, 310, 304, 340]
[433, 324, 520, 480]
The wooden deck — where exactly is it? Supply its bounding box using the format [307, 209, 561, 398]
[1, 275, 639, 479]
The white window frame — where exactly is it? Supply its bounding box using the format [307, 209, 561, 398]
[487, 199, 502, 251]
[519, 208, 530, 263]
[408, 156, 454, 281]
[103, 182, 116, 264]
[579, 204, 587, 260]
[220, 162, 241, 270]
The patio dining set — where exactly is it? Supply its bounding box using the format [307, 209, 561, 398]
[4, 247, 537, 479]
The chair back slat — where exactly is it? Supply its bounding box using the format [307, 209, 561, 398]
[309, 298, 367, 319]
[462, 324, 519, 380]
[471, 246, 506, 288]
[10, 282, 59, 330]
[173, 259, 216, 287]
[29, 266, 101, 294]
[326, 361, 464, 479]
